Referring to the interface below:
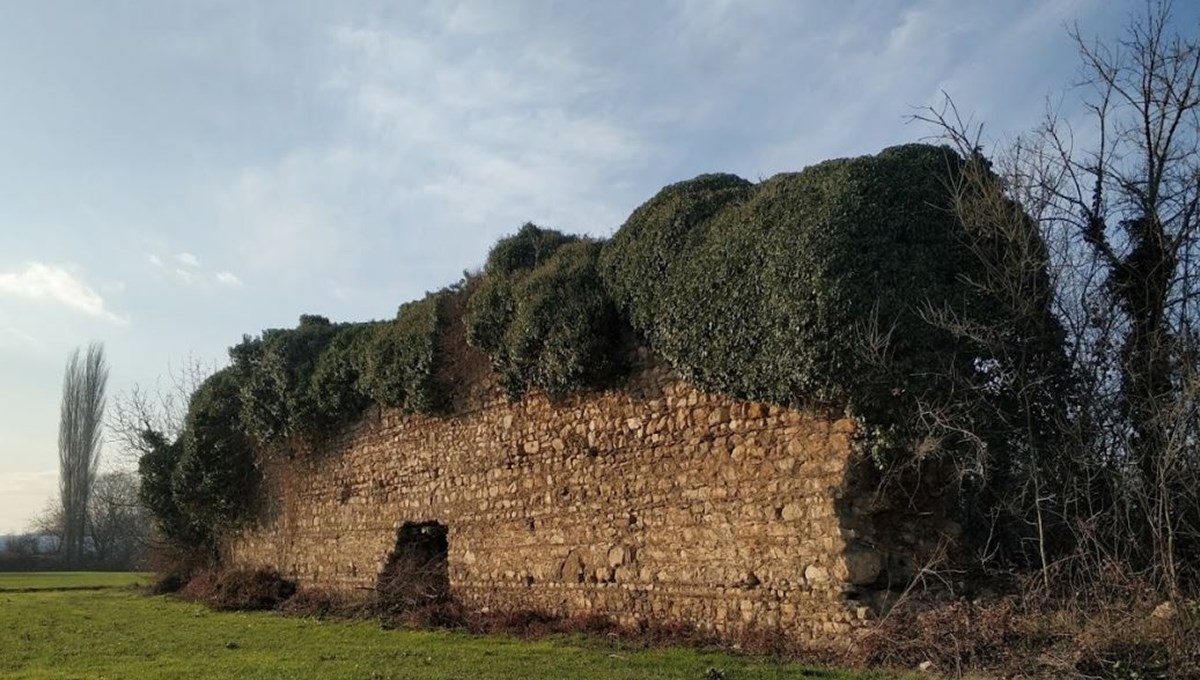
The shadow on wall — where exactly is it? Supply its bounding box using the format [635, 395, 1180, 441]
[834, 454, 962, 615]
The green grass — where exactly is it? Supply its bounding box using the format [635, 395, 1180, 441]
[0, 574, 899, 680]
[0, 571, 150, 591]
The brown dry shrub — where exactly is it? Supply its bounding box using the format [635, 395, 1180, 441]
[557, 614, 623, 638]
[180, 568, 297, 611]
[390, 600, 468, 630]
[176, 569, 217, 601]
[148, 573, 186, 595]
[466, 609, 562, 637]
[375, 560, 450, 617]
[454, 608, 725, 653]
[146, 539, 213, 591]
[849, 577, 1200, 679]
[855, 597, 1027, 673]
[1070, 600, 1200, 680]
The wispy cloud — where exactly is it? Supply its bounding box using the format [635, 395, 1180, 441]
[215, 271, 242, 288]
[217, 10, 650, 285]
[0, 262, 125, 324]
[175, 252, 200, 268]
[328, 18, 643, 234]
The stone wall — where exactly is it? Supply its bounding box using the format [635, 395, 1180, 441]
[225, 365, 944, 645]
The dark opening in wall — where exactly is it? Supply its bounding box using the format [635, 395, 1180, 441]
[376, 521, 450, 612]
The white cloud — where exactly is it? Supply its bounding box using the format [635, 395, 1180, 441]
[174, 268, 196, 284]
[0, 262, 125, 324]
[217, 13, 648, 281]
[215, 271, 242, 288]
[175, 252, 200, 268]
[147, 253, 163, 267]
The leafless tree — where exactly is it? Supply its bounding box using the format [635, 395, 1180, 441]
[108, 354, 215, 467]
[58, 342, 108, 565]
[31, 498, 64, 545]
[913, 0, 1200, 597]
[88, 471, 151, 567]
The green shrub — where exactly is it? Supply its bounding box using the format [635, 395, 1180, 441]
[171, 368, 259, 530]
[502, 241, 627, 399]
[482, 222, 577, 277]
[137, 429, 207, 546]
[465, 223, 579, 362]
[600, 173, 752, 338]
[464, 274, 515, 361]
[361, 292, 448, 415]
[233, 315, 343, 444]
[309, 321, 379, 429]
[466, 225, 628, 399]
[600, 144, 1063, 452]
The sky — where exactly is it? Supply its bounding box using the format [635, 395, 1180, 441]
[1, 0, 1194, 533]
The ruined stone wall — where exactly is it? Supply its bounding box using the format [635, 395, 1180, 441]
[225, 366, 933, 644]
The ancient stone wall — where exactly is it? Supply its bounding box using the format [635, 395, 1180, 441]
[225, 365, 941, 644]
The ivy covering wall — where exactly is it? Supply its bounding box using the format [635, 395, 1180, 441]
[600, 144, 1066, 449]
[139, 143, 1067, 544]
[465, 224, 628, 400]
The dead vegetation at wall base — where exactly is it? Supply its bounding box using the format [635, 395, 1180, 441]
[851, 586, 1199, 679]
[159, 565, 1199, 679]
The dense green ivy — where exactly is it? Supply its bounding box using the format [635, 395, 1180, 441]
[172, 369, 259, 530]
[362, 292, 448, 414]
[308, 321, 379, 431]
[141, 143, 1070, 550]
[137, 429, 207, 546]
[600, 144, 1065, 452]
[465, 225, 628, 400]
[137, 369, 259, 547]
[233, 315, 343, 444]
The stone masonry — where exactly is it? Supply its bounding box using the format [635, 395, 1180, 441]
[225, 364, 944, 645]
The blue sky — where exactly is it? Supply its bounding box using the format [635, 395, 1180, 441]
[1, 0, 1191, 532]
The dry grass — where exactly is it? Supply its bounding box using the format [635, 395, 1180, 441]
[848, 569, 1200, 679]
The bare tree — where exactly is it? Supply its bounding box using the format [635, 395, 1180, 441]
[88, 471, 151, 567]
[58, 343, 108, 565]
[1063, 2, 1200, 595]
[108, 354, 214, 467]
[914, 0, 1200, 597]
[31, 497, 64, 546]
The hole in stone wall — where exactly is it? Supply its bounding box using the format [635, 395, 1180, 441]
[376, 521, 450, 612]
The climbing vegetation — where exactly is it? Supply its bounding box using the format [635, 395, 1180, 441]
[466, 225, 629, 400]
[141, 143, 1067, 550]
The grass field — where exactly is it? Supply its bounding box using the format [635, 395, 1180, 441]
[0, 571, 150, 591]
[0, 573, 900, 680]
